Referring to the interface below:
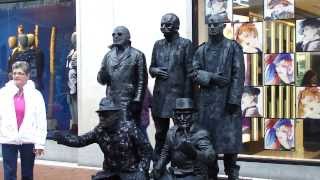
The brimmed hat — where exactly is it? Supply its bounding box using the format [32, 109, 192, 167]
[96, 97, 121, 113]
[244, 86, 260, 95]
[174, 98, 195, 111]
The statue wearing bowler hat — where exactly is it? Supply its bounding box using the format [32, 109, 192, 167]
[151, 98, 215, 180]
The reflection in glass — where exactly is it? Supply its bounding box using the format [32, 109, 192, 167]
[296, 52, 320, 86]
[264, 20, 295, 53]
[233, 0, 263, 22]
[295, 0, 320, 19]
[264, 118, 295, 150]
[264, 0, 294, 20]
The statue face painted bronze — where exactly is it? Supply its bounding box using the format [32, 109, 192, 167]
[160, 13, 180, 36]
[112, 26, 130, 46]
[207, 15, 226, 37]
[98, 111, 120, 128]
[174, 110, 193, 130]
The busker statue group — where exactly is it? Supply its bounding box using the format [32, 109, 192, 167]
[53, 13, 244, 180]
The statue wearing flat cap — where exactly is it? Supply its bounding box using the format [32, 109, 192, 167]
[53, 97, 153, 180]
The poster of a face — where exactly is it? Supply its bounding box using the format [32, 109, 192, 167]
[296, 18, 320, 52]
[297, 87, 320, 119]
[264, 0, 294, 20]
[264, 118, 295, 150]
[241, 86, 263, 117]
[0, 1, 76, 131]
[205, 0, 232, 23]
[264, 53, 294, 85]
[234, 22, 262, 53]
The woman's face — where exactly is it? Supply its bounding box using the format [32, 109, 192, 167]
[275, 60, 293, 84]
[13, 68, 29, 89]
[276, 125, 293, 149]
[237, 31, 259, 53]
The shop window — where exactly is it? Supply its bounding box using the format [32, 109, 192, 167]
[196, 0, 320, 162]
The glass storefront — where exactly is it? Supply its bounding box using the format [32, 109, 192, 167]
[196, 0, 320, 162]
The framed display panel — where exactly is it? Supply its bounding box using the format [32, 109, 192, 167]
[242, 117, 251, 143]
[296, 18, 320, 52]
[264, 0, 294, 20]
[205, 0, 232, 23]
[233, 0, 263, 22]
[244, 53, 263, 86]
[241, 86, 264, 118]
[234, 22, 263, 53]
[0, 0, 76, 131]
[263, 20, 295, 53]
[264, 53, 294, 85]
[264, 118, 295, 151]
[296, 87, 320, 119]
[295, 52, 320, 86]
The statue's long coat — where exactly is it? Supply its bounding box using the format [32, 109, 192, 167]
[193, 38, 244, 153]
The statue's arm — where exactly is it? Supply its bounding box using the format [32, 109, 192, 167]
[56, 130, 97, 147]
[227, 42, 245, 106]
[134, 52, 148, 103]
[97, 54, 110, 85]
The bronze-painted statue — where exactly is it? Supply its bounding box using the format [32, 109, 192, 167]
[149, 13, 194, 160]
[66, 32, 78, 134]
[151, 98, 215, 180]
[191, 15, 244, 180]
[53, 97, 153, 180]
[97, 26, 148, 122]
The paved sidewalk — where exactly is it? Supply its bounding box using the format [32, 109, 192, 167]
[0, 160, 272, 180]
[0, 160, 98, 180]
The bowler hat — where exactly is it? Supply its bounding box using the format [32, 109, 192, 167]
[174, 98, 194, 111]
[96, 97, 121, 113]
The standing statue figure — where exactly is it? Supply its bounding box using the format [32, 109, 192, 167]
[9, 34, 43, 90]
[97, 26, 148, 122]
[66, 32, 78, 134]
[151, 98, 215, 180]
[149, 13, 194, 160]
[53, 97, 153, 180]
[192, 15, 244, 180]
